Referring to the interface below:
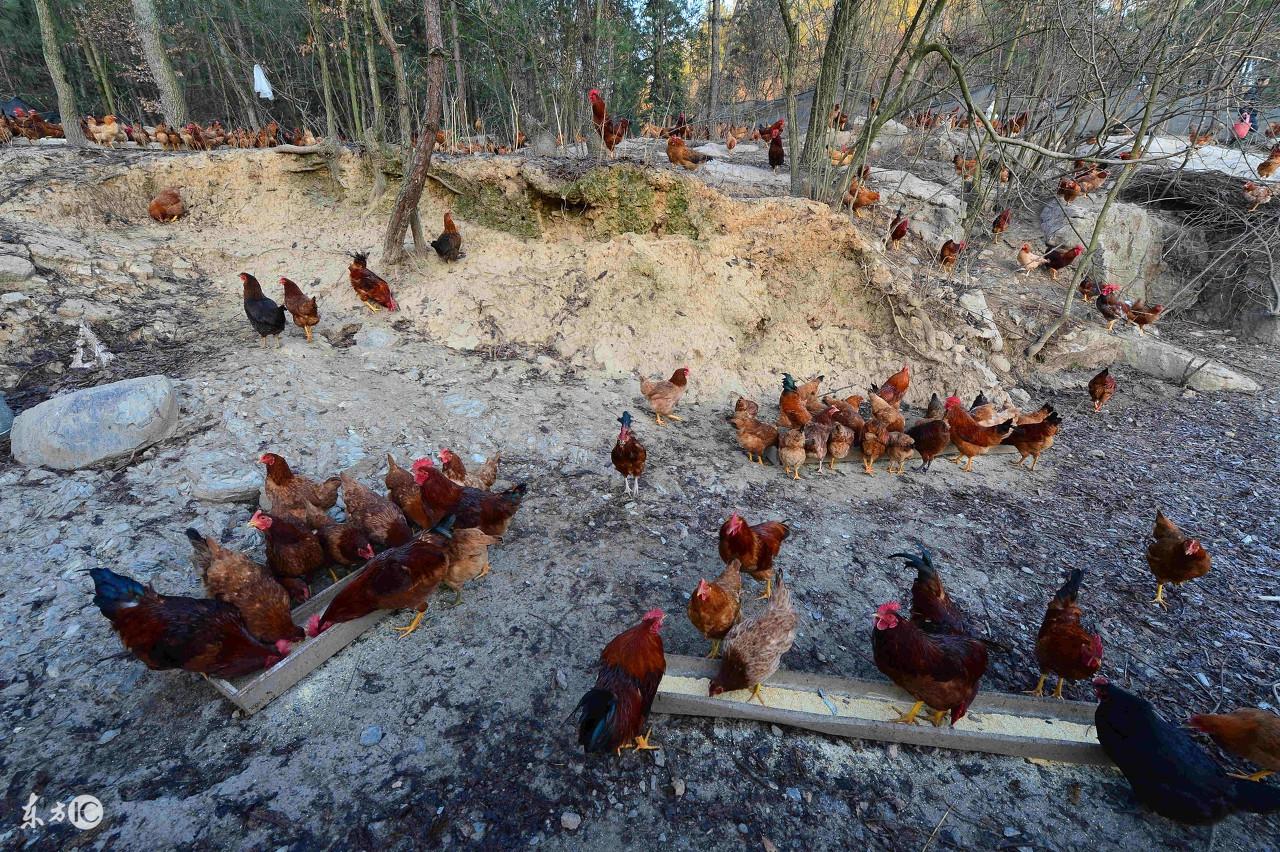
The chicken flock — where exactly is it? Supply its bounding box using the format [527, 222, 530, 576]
[80, 90, 1280, 831]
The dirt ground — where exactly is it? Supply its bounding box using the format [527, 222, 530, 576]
[0, 145, 1277, 850]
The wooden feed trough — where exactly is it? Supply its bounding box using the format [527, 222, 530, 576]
[655, 654, 1110, 765]
[209, 566, 387, 714]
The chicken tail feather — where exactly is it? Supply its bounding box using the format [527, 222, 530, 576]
[571, 687, 618, 752]
[90, 567, 147, 617]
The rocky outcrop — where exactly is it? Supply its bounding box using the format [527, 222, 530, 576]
[1040, 199, 1162, 295]
[10, 376, 179, 469]
[1074, 328, 1258, 392]
[871, 168, 966, 244]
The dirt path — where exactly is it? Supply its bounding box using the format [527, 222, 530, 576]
[0, 147, 1277, 850]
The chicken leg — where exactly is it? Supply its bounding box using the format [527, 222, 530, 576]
[393, 608, 427, 637]
[749, 684, 767, 705]
[705, 639, 721, 659]
[1151, 583, 1168, 607]
[891, 700, 926, 725]
[1052, 677, 1065, 699]
[929, 709, 948, 727]
[631, 730, 659, 751]
[1027, 674, 1049, 697]
[304, 326, 313, 343]
[365, 301, 381, 313]
[1228, 770, 1275, 782]
[756, 576, 773, 600]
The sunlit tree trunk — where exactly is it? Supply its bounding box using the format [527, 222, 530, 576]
[132, 0, 188, 124]
[34, 0, 85, 145]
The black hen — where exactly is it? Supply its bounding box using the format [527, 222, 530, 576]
[240, 272, 286, 341]
[1094, 679, 1280, 824]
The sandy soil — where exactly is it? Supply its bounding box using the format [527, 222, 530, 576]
[0, 145, 1277, 850]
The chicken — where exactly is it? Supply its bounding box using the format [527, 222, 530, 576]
[802, 415, 834, 472]
[944, 395, 1014, 472]
[727, 408, 777, 466]
[1043, 244, 1084, 280]
[187, 528, 303, 645]
[341, 473, 412, 548]
[767, 129, 785, 171]
[777, 428, 807, 480]
[1242, 181, 1273, 212]
[842, 180, 880, 217]
[90, 567, 288, 678]
[248, 510, 327, 601]
[1189, 709, 1280, 782]
[240, 272, 286, 344]
[148, 187, 186, 222]
[1058, 178, 1083, 203]
[602, 117, 629, 153]
[1096, 283, 1126, 332]
[412, 457, 526, 536]
[734, 396, 759, 417]
[823, 394, 865, 440]
[308, 517, 455, 639]
[923, 392, 944, 420]
[718, 514, 790, 599]
[1089, 366, 1116, 412]
[869, 392, 905, 432]
[724, 130, 738, 151]
[1257, 146, 1280, 180]
[883, 431, 915, 474]
[951, 155, 977, 178]
[938, 239, 965, 272]
[588, 88, 608, 136]
[688, 559, 742, 658]
[1017, 243, 1047, 275]
[441, 527, 501, 605]
[795, 373, 824, 408]
[907, 416, 950, 472]
[430, 211, 464, 261]
[991, 208, 1011, 236]
[871, 600, 988, 727]
[440, 448, 500, 490]
[1002, 410, 1062, 470]
[348, 252, 399, 312]
[1094, 679, 1280, 824]
[666, 135, 711, 170]
[896, 549, 974, 637]
[1146, 509, 1211, 606]
[1030, 569, 1103, 698]
[1121, 299, 1165, 335]
[826, 423, 856, 471]
[1015, 403, 1055, 425]
[860, 420, 888, 475]
[87, 115, 119, 147]
[1078, 277, 1104, 303]
[315, 520, 376, 568]
[777, 373, 812, 428]
[572, 608, 666, 754]
[640, 367, 689, 425]
[709, 576, 797, 703]
[380, 455, 430, 529]
[279, 277, 319, 342]
[887, 208, 909, 249]
[872, 363, 910, 408]
[260, 452, 340, 525]
[1076, 168, 1109, 195]
[611, 411, 647, 494]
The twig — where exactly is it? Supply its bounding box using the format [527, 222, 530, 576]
[920, 805, 952, 852]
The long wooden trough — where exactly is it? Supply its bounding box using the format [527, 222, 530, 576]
[209, 567, 387, 714]
[655, 654, 1110, 765]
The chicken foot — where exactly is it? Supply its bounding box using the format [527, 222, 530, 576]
[393, 608, 427, 637]
[1151, 583, 1168, 607]
[756, 576, 773, 600]
[1027, 674, 1048, 697]
[1228, 770, 1275, 782]
[890, 700, 926, 725]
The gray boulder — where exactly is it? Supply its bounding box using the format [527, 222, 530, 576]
[1075, 328, 1258, 393]
[870, 168, 966, 245]
[0, 253, 35, 284]
[1040, 199, 1161, 294]
[11, 376, 179, 469]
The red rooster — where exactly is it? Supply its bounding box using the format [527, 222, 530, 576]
[872, 601, 988, 727]
[718, 514, 790, 599]
[886, 208, 909, 249]
[991, 208, 1011, 235]
[572, 609, 667, 754]
[91, 567, 288, 678]
[412, 457, 526, 535]
[1043, 244, 1084, 280]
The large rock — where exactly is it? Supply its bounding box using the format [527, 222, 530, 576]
[0, 394, 11, 436]
[1075, 328, 1258, 392]
[10, 376, 179, 469]
[871, 168, 966, 244]
[0, 253, 35, 283]
[1040, 199, 1161, 296]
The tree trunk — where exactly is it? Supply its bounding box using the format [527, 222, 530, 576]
[132, 0, 188, 125]
[799, 0, 858, 193]
[225, 1, 262, 130]
[381, 0, 447, 264]
[449, 0, 467, 129]
[340, 0, 365, 131]
[776, 0, 800, 193]
[706, 0, 720, 137]
[81, 32, 117, 115]
[363, 0, 384, 139]
[369, 0, 412, 149]
[34, 0, 85, 145]
[307, 0, 341, 142]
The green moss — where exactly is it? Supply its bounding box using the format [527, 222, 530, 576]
[662, 180, 701, 239]
[563, 166, 657, 237]
[433, 168, 542, 238]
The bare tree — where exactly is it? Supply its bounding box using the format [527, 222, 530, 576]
[131, 0, 189, 124]
[307, 0, 340, 142]
[381, 0, 448, 264]
[706, 0, 721, 136]
[35, 0, 85, 146]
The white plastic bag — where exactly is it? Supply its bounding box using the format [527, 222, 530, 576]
[253, 64, 274, 100]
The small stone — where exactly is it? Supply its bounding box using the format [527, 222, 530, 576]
[1242, 534, 1254, 544]
[97, 729, 120, 745]
[785, 787, 802, 801]
[990, 354, 1011, 372]
[770, 725, 783, 737]
[673, 779, 686, 797]
[555, 670, 567, 690]
[1003, 827, 1020, 837]
[0, 291, 29, 305]
[360, 725, 384, 746]
[560, 812, 582, 831]
[737, 823, 749, 835]
[1194, 672, 1211, 688]
[653, 749, 665, 767]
